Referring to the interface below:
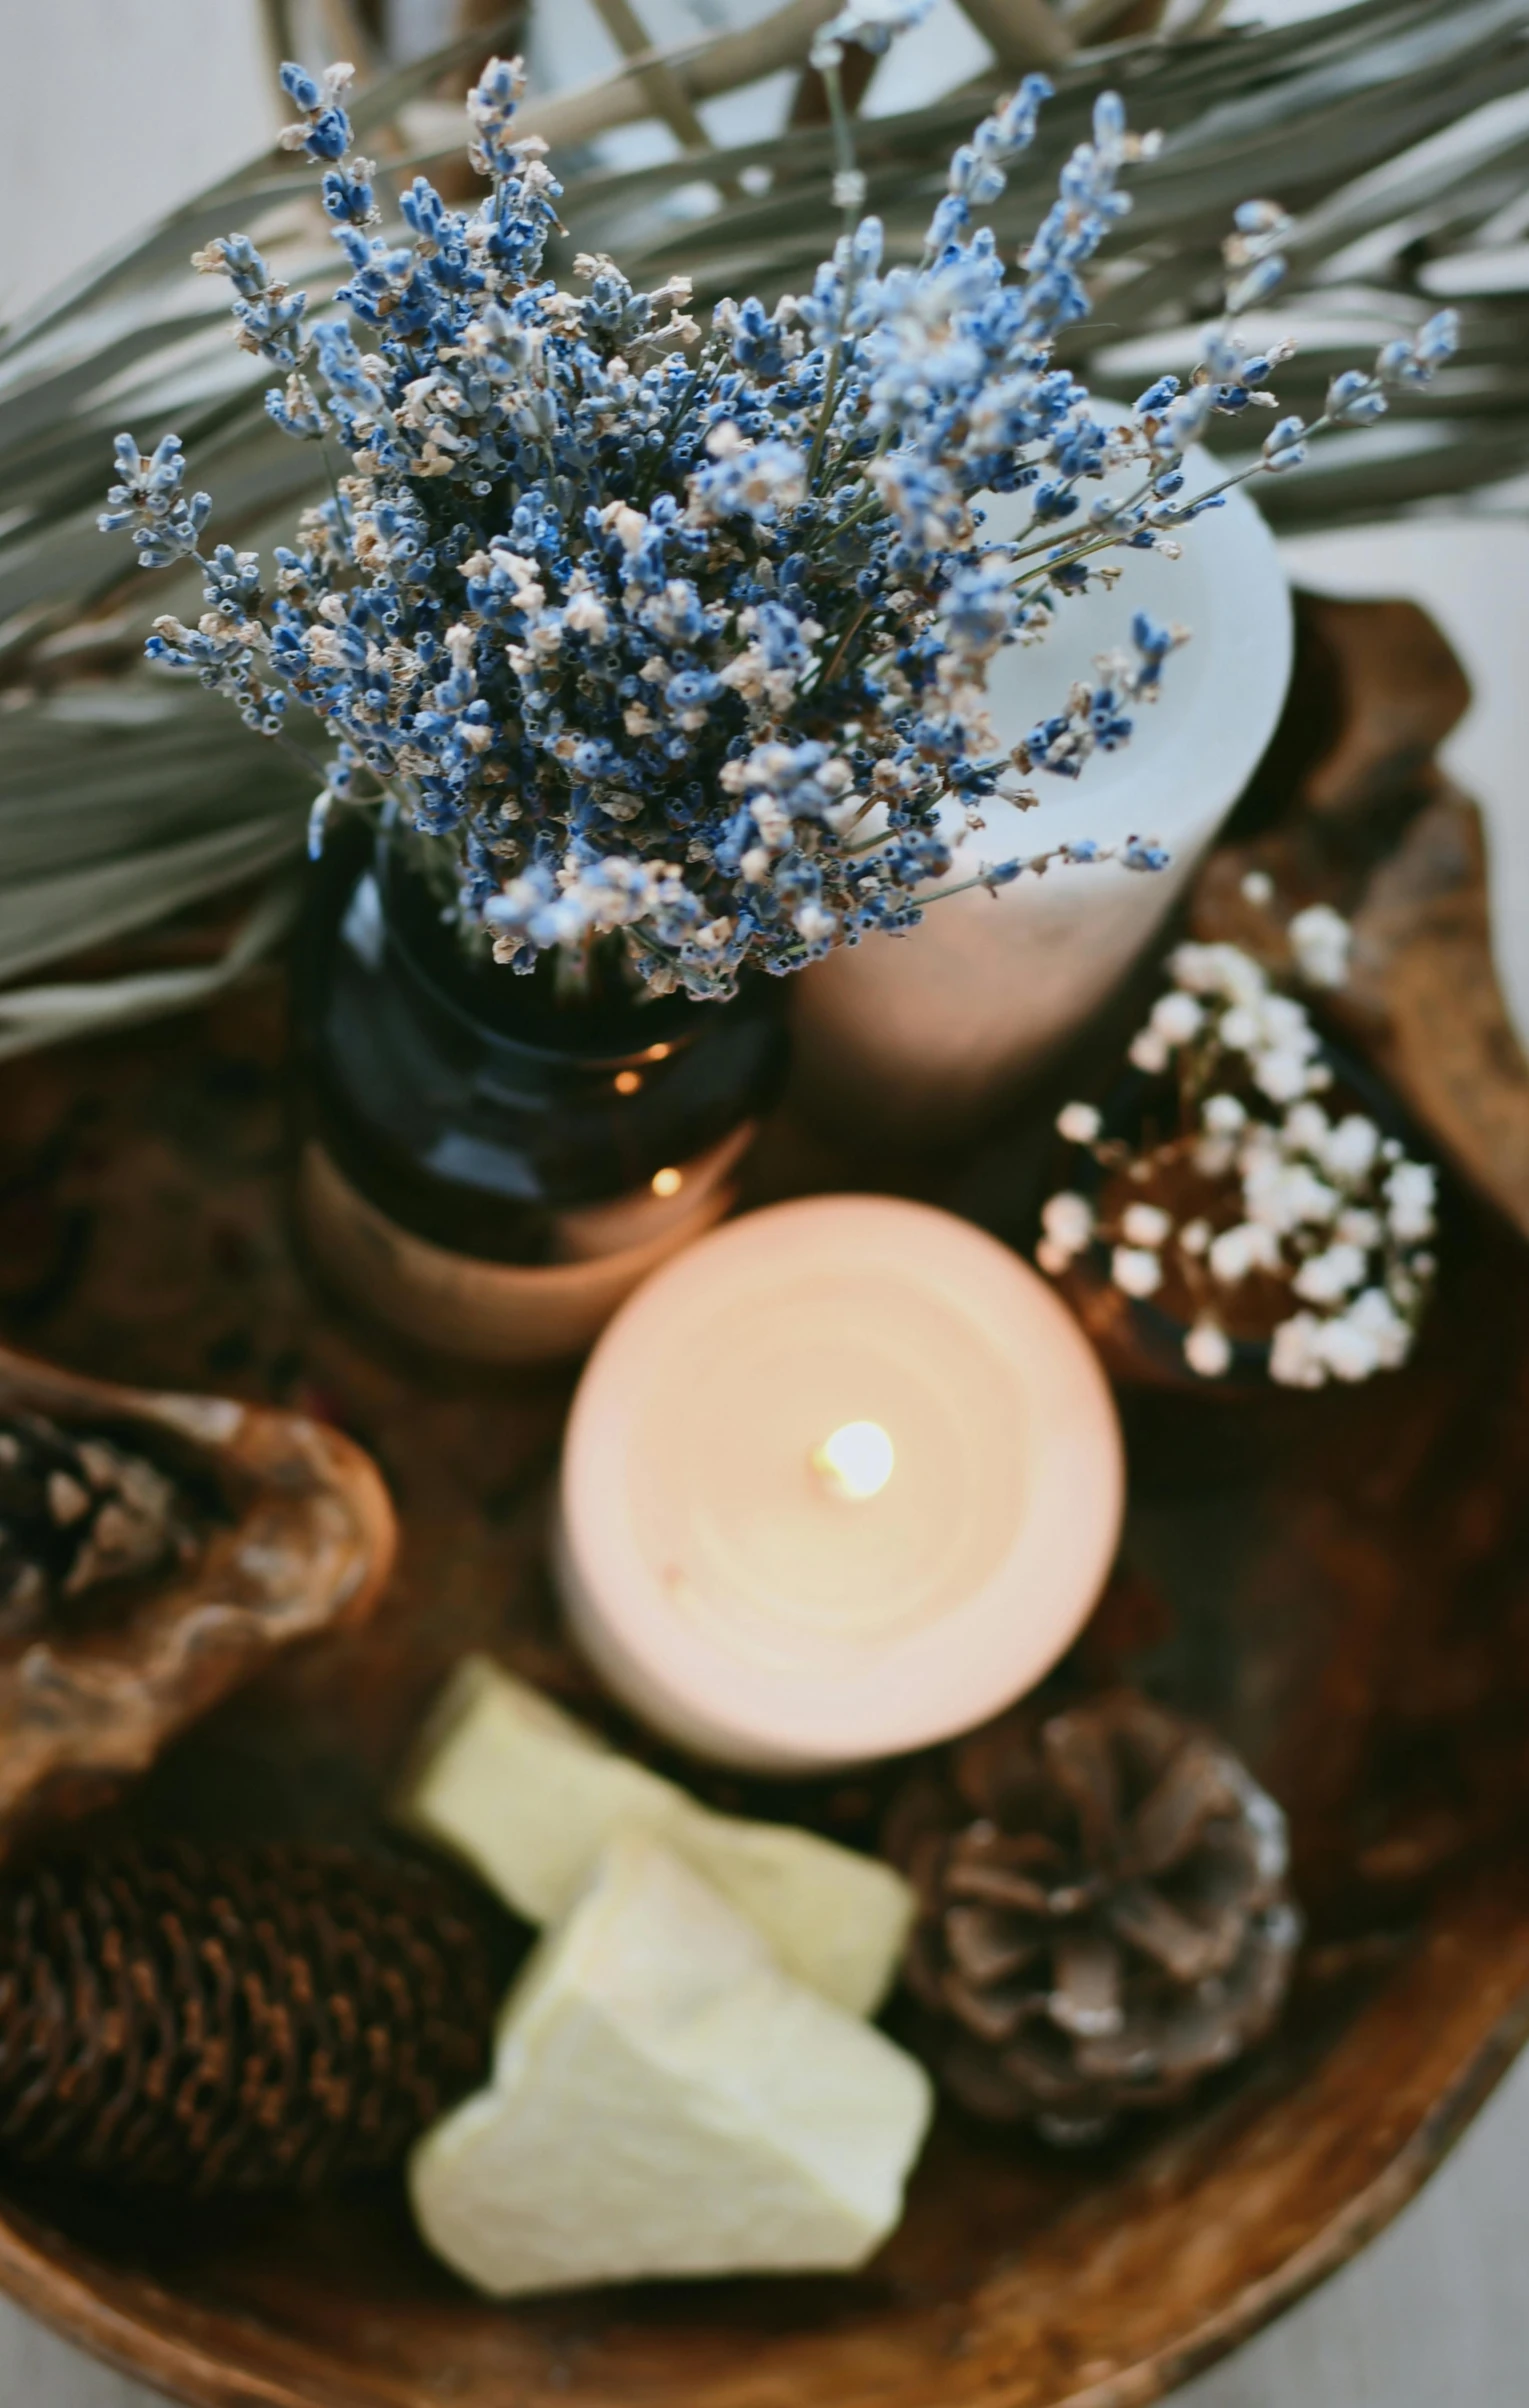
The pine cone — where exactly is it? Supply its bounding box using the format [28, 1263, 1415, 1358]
[886, 1690, 1301, 2143]
[0, 1411, 194, 1642]
[0, 1843, 500, 2193]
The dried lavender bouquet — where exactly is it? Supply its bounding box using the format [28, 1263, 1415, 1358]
[98, 6, 1453, 1003]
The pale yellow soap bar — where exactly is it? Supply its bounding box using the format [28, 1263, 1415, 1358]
[393, 1655, 912, 2015]
[409, 1836, 933, 2297]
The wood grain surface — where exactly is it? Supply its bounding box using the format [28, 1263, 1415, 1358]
[6, 2033, 1528, 2408]
[0, 953, 1524, 2408]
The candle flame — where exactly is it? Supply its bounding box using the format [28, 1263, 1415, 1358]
[812, 1421, 895, 1502]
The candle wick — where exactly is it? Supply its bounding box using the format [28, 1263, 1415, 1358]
[812, 1422, 895, 1503]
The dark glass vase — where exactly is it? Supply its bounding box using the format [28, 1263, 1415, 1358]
[296, 825, 787, 1362]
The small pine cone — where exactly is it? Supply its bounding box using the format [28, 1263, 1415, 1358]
[885, 1690, 1301, 2144]
[0, 1411, 193, 1641]
[0, 1843, 500, 2194]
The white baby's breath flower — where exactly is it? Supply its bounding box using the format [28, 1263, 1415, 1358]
[1195, 1134, 1238, 1179]
[1348, 1286, 1414, 1369]
[1240, 869, 1274, 907]
[1211, 1221, 1283, 1283]
[1057, 1101, 1102, 1145]
[1316, 1312, 1381, 1382]
[1203, 1093, 1246, 1135]
[1121, 1201, 1172, 1247]
[1129, 1027, 1171, 1075]
[1179, 1217, 1212, 1256]
[1264, 989, 1315, 1055]
[1270, 1311, 1328, 1388]
[1254, 1046, 1316, 1104]
[1320, 1115, 1378, 1185]
[1243, 1156, 1341, 1233]
[1384, 1159, 1437, 1242]
[1283, 1101, 1329, 1154]
[1260, 991, 1309, 1043]
[1150, 990, 1203, 1045]
[1292, 1241, 1367, 1305]
[1221, 948, 1269, 1006]
[1336, 1206, 1383, 1250]
[1168, 942, 1218, 993]
[1184, 1318, 1232, 1378]
[1169, 942, 1266, 1006]
[1297, 1169, 1345, 1225]
[1111, 1245, 1163, 1299]
[1220, 1006, 1260, 1053]
[1289, 902, 1352, 989]
[1041, 1191, 1094, 1257]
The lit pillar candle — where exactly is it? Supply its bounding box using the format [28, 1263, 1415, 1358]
[557, 1196, 1124, 1773]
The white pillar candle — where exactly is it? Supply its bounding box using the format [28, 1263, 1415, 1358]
[557, 1196, 1123, 1773]
[791, 453, 1292, 1140]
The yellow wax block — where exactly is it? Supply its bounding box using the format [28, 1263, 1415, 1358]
[409, 1837, 933, 2297]
[393, 1655, 913, 2016]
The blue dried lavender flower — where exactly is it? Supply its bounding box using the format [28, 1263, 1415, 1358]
[99, 42, 1458, 1001]
[811, 0, 937, 73]
[100, 433, 209, 568]
[278, 60, 355, 163]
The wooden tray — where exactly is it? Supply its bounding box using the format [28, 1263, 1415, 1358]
[0, 955, 1526, 2408]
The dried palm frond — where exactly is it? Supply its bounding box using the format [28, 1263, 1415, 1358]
[0, 0, 1524, 1036]
[0, 13, 531, 1012]
[556, 0, 1529, 524]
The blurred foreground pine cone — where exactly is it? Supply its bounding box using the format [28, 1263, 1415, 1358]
[0, 1410, 195, 1643]
[0, 1843, 499, 2194]
[886, 1690, 1301, 2143]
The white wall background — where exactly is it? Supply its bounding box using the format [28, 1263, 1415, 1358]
[0, 4, 1526, 2402]
[0, 0, 277, 328]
